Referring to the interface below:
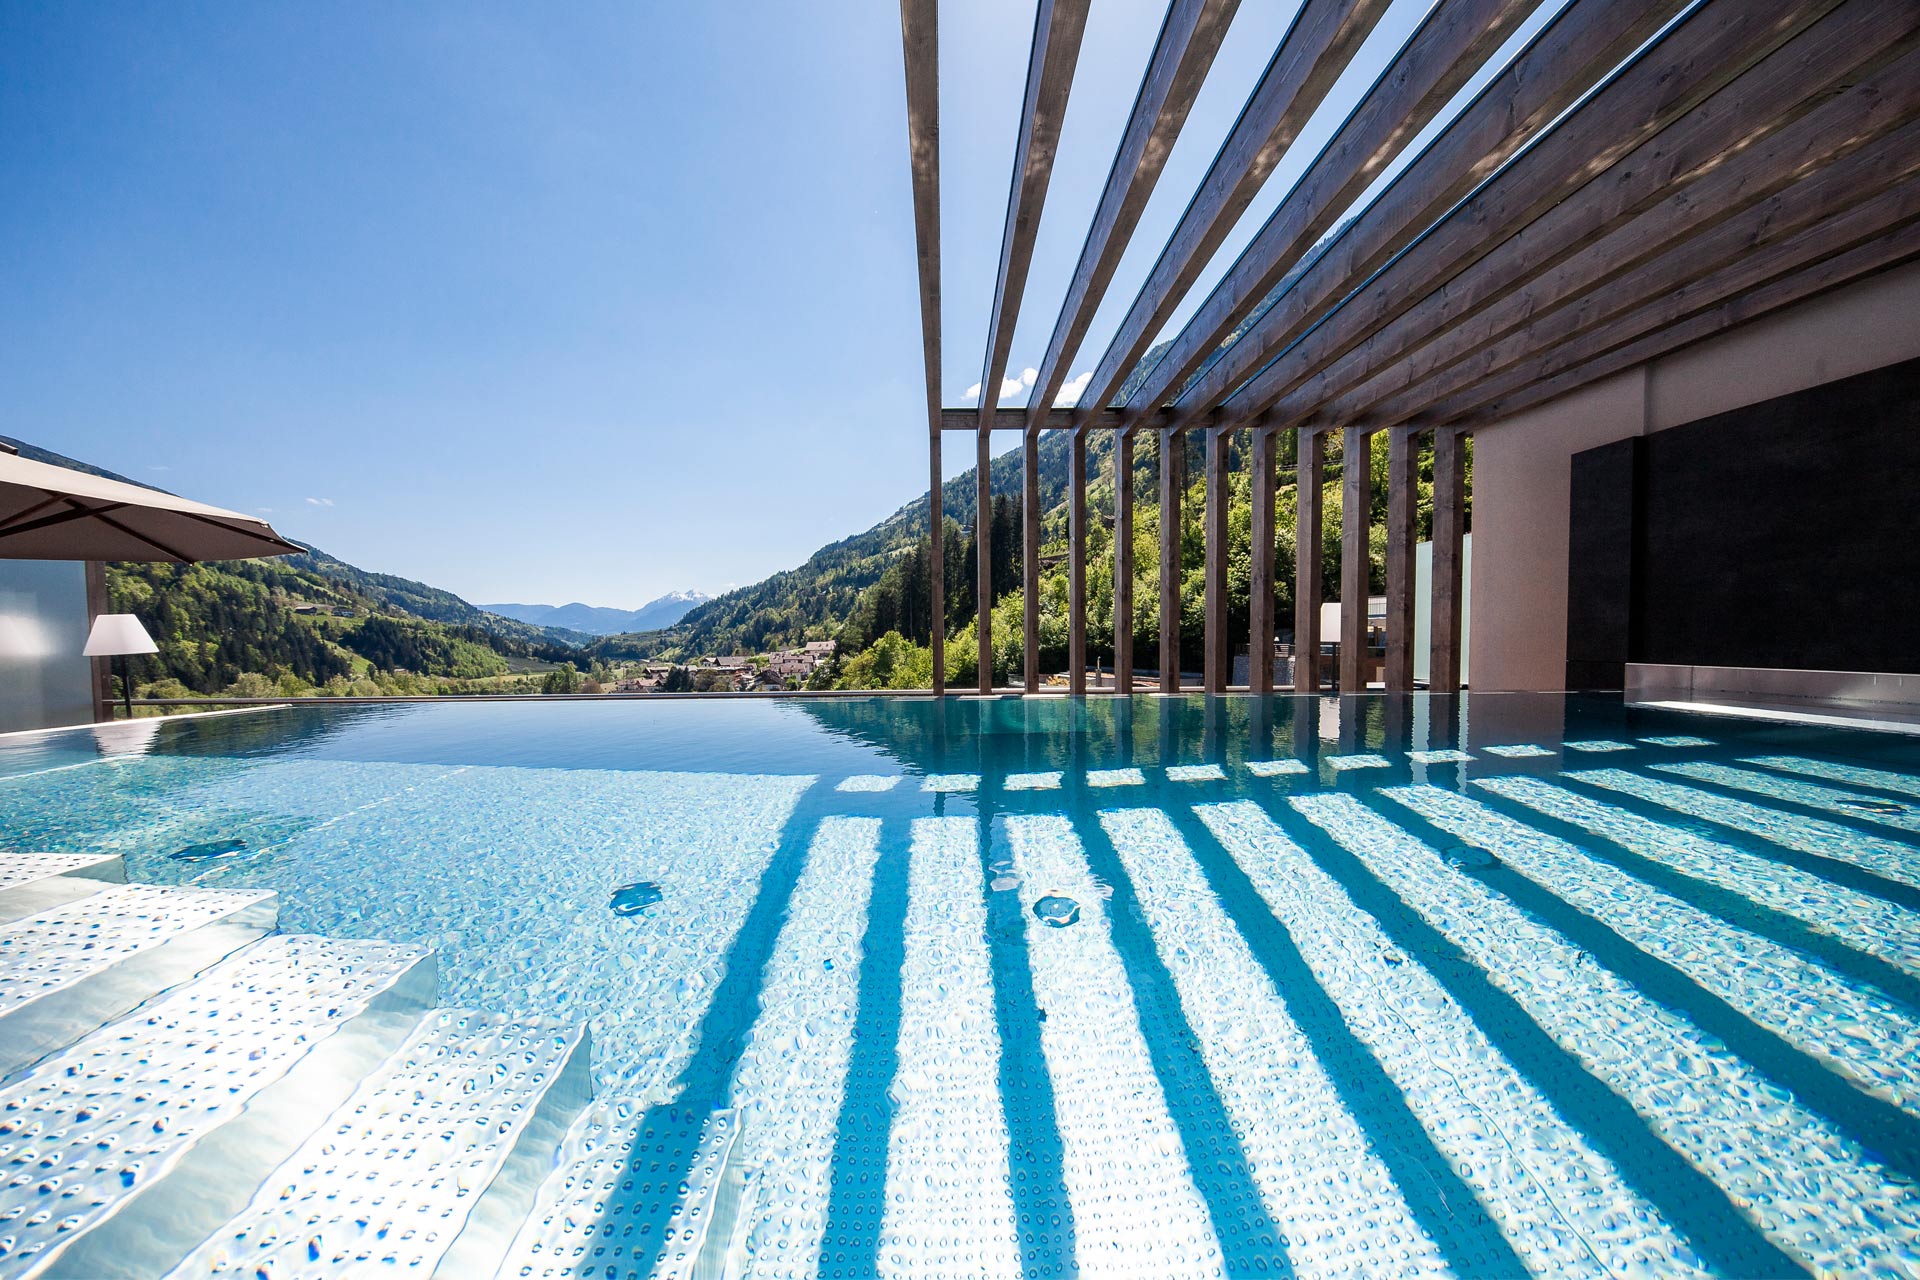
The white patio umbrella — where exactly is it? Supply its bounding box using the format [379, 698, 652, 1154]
[0, 449, 299, 562]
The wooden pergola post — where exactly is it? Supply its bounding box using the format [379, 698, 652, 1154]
[1068, 426, 1088, 696]
[1293, 427, 1324, 692]
[1023, 432, 1041, 695]
[977, 428, 994, 694]
[1432, 426, 1468, 691]
[929, 429, 944, 696]
[1384, 425, 1419, 692]
[1248, 425, 1278, 694]
[1158, 426, 1185, 692]
[1203, 426, 1231, 694]
[1339, 426, 1375, 693]
[1114, 428, 1135, 694]
[84, 560, 113, 722]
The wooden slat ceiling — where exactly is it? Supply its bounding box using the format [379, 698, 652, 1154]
[909, 0, 1920, 438]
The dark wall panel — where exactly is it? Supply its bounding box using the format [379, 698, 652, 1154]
[1567, 356, 1920, 686]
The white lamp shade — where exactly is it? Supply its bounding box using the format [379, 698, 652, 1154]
[84, 613, 159, 657]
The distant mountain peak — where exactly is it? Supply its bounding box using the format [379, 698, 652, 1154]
[480, 590, 710, 636]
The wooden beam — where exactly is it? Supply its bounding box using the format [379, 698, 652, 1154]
[1024, 0, 1241, 429]
[1430, 428, 1467, 692]
[1338, 427, 1374, 692]
[1356, 107, 1920, 427]
[975, 0, 1091, 433]
[1158, 426, 1185, 691]
[1248, 426, 1278, 694]
[974, 0, 1090, 694]
[1202, 427, 1231, 693]
[1383, 426, 1418, 692]
[1194, 0, 1841, 425]
[1293, 427, 1325, 692]
[1073, 0, 1393, 423]
[1069, 427, 1088, 696]
[1443, 208, 1920, 428]
[1119, 0, 1539, 419]
[1274, 5, 1920, 431]
[1114, 429, 1136, 694]
[900, 0, 943, 695]
[1023, 433, 1041, 694]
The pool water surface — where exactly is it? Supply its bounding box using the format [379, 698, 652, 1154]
[3, 693, 1918, 1278]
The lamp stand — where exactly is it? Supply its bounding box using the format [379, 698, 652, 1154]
[119, 655, 132, 719]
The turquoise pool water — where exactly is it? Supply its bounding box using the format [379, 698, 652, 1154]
[4, 693, 1919, 1277]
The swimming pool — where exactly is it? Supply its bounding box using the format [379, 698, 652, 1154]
[3, 693, 1918, 1277]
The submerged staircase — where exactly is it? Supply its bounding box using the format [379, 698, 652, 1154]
[0, 853, 670, 1280]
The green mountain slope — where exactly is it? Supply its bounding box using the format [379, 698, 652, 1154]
[4, 435, 588, 696]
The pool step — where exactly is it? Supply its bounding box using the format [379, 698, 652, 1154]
[0, 883, 279, 1079]
[0, 934, 436, 1280]
[162, 1008, 589, 1280]
[502, 1105, 751, 1280]
[0, 854, 125, 926]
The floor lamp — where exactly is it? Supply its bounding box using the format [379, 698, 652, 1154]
[84, 613, 158, 719]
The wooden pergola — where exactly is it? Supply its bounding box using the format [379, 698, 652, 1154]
[900, 0, 1920, 697]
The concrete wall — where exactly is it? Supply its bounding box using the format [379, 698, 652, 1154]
[1468, 258, 1920, 691]
[0, 560, 96, 734]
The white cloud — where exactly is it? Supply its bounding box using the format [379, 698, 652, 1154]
[305, 496, 334, 507]
[256, 507, 275, 514]
[1055, 370, 1093, 406]
[959, 366, 1041, 405]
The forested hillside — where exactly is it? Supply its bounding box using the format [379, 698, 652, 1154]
[108, 554, 579, 697]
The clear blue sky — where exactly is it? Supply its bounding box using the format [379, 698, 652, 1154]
[1, 0, 1541, 606]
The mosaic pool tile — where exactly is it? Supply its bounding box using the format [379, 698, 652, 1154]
[170, 1010, 589, 1278]
[1573, 768, 1920, 891]
[1387, 784, 1920, 1115]
[1638, 735, 1715, 747]
[1474, 775, 1920, 979]
[836, 774, 903, 792]
[1101, 807, 1451, 1276]
[1563, 740, 1633, 753]
[1294, 792, 1920, 1276]
[1244, 758, 1310, 777]
[1657, 761, 1920, 838]
[922, 774, 980, 793]
[0, 936, 430, 1274]
[727, 817, 882, 1275]
[1163, 763, 1226, 782]
[878, 818, 1018, 1276]
[1196, 799, 1702, 1278]
[1003, 771, 1063, 790]
[1324, 753, 1391, 771]
[1003, 815, 1220, 1276]
[1407, 749, 1473, 765]
[1085, 768, 1145, 787]
[1481, 744, 1554, 758]
[1744, 755, 1920, 799]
